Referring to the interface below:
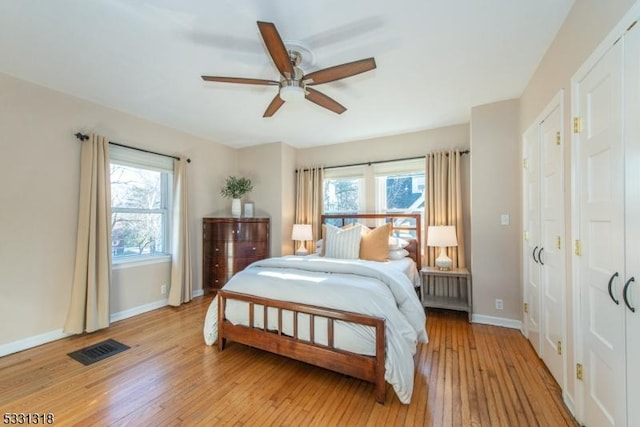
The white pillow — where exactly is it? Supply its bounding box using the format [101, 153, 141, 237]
[325, 224, 362, 259]
[388, 248, 410, 260]
[388, 236, 410, 250]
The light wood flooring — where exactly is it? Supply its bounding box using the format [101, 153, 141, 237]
[0, 296, 578, 426]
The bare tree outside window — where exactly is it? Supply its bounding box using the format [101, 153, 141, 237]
[323, 178, 361, 213]
[110, 163, 170, 258]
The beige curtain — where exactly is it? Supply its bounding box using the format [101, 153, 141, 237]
[295, 166, 324, 252]
[168, 158, 192, 306]
[64, 134, 112, 334]
[425, 150, 467, 297]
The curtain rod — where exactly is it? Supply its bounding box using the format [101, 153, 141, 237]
[296, 150, 469, 172]
[74, 133, 191, 163]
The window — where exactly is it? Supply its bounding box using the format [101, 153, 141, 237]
[373, 159, 425, 214]
[374, 159, 424, 239]
[323, 165, 365, 214]
[110, 146, 173, 261]
[323, 158, 425, 234]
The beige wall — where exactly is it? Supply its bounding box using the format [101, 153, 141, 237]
[296, 124, 469, 167]
[0, 72, 236, 350]
[238, 141, 296, 257]
[519, 0, 637, 406]
[520, 0, 637, 130]
[470, 99, 521, 322]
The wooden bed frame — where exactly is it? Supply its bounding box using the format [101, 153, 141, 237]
[217, 213, 422, 404]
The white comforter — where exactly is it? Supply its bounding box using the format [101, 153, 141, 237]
[203, 255, 428, 404]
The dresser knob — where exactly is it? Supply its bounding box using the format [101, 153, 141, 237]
[215, 248, 219, 252]
[252, 247, 256, 251]
[215, 264, 219, 267]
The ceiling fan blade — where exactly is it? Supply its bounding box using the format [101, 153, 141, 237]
[305, 88, 346, 114]
[257, 21, 295, 78]
[263, 94, 285, 117]
[201, 76, 279, 86]
[304, 57, 376, 86]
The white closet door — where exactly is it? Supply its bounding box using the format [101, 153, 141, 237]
[578, 40, 626, 427]
[539, 104, 564, 387]
[523, 125, 541, 355]
[624, 22, 640, 427]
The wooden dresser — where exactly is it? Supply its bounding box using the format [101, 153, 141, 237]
[202, 217, 270, 292]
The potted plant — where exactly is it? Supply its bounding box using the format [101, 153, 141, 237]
[221, 176, 253, 216]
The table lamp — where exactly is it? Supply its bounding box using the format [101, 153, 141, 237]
[291, 224, 313, 256]
[427, 225, 458, 270]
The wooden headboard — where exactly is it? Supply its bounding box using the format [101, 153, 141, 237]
[321, 213, 422, 270]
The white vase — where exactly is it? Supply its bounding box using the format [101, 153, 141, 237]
[231, 198, 241, 216]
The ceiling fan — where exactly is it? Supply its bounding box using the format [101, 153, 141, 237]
[201, 21, 376, 117]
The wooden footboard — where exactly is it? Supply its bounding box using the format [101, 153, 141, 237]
[218, 290, 387, 404]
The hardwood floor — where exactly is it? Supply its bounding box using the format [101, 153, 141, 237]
[0, 296, 577, 426]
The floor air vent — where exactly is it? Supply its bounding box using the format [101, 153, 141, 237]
[67, 339, 130, 366]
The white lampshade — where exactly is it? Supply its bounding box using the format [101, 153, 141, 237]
[279, 84, 305, 102]
[427, 225, 458, 270]
[291, 224, 313, 255]
[427, 226, 458, 247]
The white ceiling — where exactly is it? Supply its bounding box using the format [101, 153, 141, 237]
[0, 0, 574, 149]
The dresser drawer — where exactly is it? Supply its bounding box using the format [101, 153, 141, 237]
[235, 242, 268, 258]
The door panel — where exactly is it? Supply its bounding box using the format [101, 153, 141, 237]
[578, 40, 626, 427]
[624, 21, 640, 427]
[523, 125, 541, 355]
[540, 104, 564, 387]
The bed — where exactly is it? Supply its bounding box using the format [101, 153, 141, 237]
[203, 213, 427, 404]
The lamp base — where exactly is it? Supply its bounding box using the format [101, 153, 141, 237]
[435, 247, 452, 270]
[295, 242, 308, 256]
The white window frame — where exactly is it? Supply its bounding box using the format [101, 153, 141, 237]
[110, 145, 173, 265]
[323, 165, 366, 214]
[373, 158, 425, 214]
[323, 159, 425, 216]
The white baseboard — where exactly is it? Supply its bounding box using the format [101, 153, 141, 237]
[2, 291, 206, 357]
[472, 314, 522, 330]
[0, 329, 74, 358]
[563, 392, 577, 418]
[109, 298, 168, 323]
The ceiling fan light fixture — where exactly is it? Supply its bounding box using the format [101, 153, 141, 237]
[201, 21, 376, 117]
[279, 82, 305, 102]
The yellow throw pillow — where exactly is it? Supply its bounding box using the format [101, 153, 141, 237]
[360, 223, 392, 261]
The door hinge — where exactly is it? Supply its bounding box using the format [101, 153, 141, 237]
[524, 302, 529, 314]
[573, 117, 582, 134]
[574, 240, 582, 256]
[556, 131, 561, 145]
[523, 231, 529, 241]
[523, 158, 528, 169]
[576, 363, 583, 381]
[557, 341, 562, 355]
[556, 236, 561, 250]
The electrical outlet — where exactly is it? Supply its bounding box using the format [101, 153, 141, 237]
[161, 285, 167, 295]
[495, 299, 504, 310]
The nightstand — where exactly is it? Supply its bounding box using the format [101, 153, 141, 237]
[420, 266, 472, 322]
